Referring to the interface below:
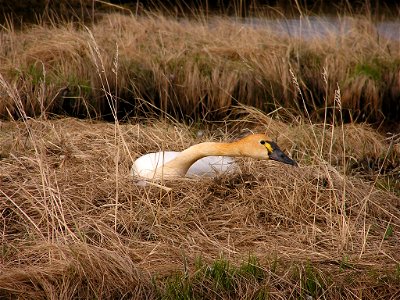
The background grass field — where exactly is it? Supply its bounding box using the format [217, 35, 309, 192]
[1, 9, 399, 123]
[0, 2, 400, 299]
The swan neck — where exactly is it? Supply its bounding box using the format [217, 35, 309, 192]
[156, 141, 240, 177]
[185, 142, 240, 157]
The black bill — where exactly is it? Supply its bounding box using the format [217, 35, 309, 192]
[269, 142, 297, 166]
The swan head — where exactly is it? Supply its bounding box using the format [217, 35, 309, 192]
[239, 134, 297, 166]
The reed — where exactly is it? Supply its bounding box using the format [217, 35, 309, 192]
[0, 11, 399, 122]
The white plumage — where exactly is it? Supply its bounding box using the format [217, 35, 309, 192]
[131, 151, 236, 179]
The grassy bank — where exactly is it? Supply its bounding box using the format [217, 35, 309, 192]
[0, 107, 399, 298]
[0, 12, 399, 123]
[1, 7, 400, 299]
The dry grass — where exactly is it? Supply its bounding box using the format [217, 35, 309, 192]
[0, 12, 399, 122]
[1, 8, 400, 299]
[0, 110, 399, 298]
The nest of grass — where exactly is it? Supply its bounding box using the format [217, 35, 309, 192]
[0, 115, 399, 299]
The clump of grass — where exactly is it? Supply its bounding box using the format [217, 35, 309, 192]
[159, 256, 265, 298]
[150, 254, 400, 298]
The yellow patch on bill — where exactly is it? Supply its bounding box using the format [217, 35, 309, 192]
[265, 143, 273, 153]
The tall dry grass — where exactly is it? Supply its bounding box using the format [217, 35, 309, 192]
[0, 108, 399, 298]
[0, 12, 399, 122]
[1, 8, 400, 299]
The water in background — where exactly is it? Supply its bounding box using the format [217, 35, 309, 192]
[241, 16, 400, 41]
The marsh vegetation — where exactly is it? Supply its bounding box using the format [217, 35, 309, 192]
[1, 9, 399, 123]
[0, 2, 399, 299]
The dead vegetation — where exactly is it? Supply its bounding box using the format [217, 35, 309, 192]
[0, 7, 400, 299]
[0, 12, 399, 122]
[0, 111, 399, 298]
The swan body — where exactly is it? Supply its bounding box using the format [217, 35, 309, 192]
[132, 152, 236, 178]
[131, 133, 296, 180]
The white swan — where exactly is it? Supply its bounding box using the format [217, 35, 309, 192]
[131, 133, 296, 180]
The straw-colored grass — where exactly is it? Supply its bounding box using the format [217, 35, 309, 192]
[0, 110, 399, 298]
[0, 12, 399, 122]
[1, 8, 400, 299]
